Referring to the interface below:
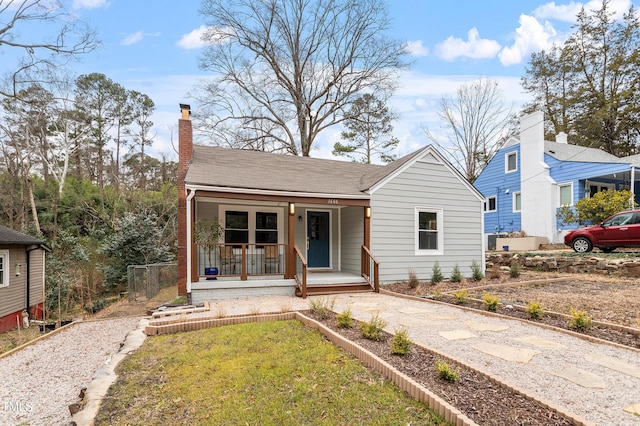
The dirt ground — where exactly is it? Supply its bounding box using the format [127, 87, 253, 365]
[384, 272, 640, 328]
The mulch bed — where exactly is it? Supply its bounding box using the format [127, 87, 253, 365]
[304, 310, 575, 426]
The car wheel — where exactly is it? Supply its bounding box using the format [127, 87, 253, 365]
[572, 237, 593, 253]
[600, 247, 615, 253]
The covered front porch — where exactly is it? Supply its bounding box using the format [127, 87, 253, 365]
[186, 189, 379, 300]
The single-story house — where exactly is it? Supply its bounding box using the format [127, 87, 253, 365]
[474, 111, 640, 247]
[0, 226, 49, 332]
[176, 105, 485, 302]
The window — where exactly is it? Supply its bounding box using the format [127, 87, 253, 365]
[416, 208, 443, 255]
[255, 212, 278, 244]
[485, 196, 497, 212]
[224, 211, 249, 244]
[559, 183, 573, 206]
[0, 250, 8, 288]
[513, 192, 521, 212]
[505, 152, 517, 173]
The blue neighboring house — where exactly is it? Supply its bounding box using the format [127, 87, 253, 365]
[474, 111, 640, 247]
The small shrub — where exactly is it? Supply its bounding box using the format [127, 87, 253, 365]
[482, 294, 500, 312]
[449, 263, 463, 283]
[336, 308, 353, 328]
[408, 267, 419, 289]
[568, 307, 592, 331]
[452, 289, 469, 304]
[390, 328, 412, 355]
[470, 260, 484, 281]
[359, 313, 387, 341]
[487, 263, 501, 280]
[435, 359, 458, 382]
[525, 301, 545, 320]
[431, 289, 443, 300]
[309, 297, 335, 320]
[430, 262, 444, 284]
[509, 260, 521, 278]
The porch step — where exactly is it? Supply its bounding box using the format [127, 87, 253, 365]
[296, 283, 374, 297]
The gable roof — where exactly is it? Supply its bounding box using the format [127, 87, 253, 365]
[186, 145, 446, 197]
[0, 226, 46, 247]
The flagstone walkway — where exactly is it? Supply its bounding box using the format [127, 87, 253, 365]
[202, 292, 640, 425]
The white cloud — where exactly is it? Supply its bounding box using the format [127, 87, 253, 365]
[499, 14, 558, 66]
[434, 28, 501, 62]
[177, 25, 232, 50]
[121, 31, 144, 46]
[72, 0, 109, 10]
[404, 40, 428, 57]
[533, 0, 632, 22]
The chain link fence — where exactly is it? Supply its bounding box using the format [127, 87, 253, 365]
[127, 263, 178, 301]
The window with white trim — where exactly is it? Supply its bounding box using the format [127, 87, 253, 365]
[224, 211, 249, 245]
[559, 183, 573, 206]
[484, 196, 497, 212]
[0, 250, 9, 288]
[505, 152, 517, 173]
[219, 206, 283, 246]
[416, 207, 443, 255]
[513, 192, 521, 212]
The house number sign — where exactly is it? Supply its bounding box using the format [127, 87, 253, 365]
[327, 199, 339, 205]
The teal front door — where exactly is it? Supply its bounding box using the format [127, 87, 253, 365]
[307, 211, 330, 268]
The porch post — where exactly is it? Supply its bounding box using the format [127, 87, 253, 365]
[364, 206, 371, 248]
[189, 193, 198, 286]
[363, 206, 371, 277]
[286, 202, 295, 279]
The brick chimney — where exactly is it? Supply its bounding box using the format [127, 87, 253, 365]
[177, 104, 192, 296]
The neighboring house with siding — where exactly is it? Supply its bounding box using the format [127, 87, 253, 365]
[474, 111, 640, 247]
[176, 105, 485, 301]
[0, 226, 49, 332]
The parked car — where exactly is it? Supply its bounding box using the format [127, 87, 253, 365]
[564, 209, 640, 253]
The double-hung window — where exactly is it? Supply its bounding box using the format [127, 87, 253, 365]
[224, 211, 249, 245]
[0, 250, 9, 288]
[255, 212, 278, 245]
[559, 183, 573, 206]
[485, 196, 497, 212]
[505, 152, 517, 173]
[416, 207, 443, 255]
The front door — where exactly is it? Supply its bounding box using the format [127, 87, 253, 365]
[307, 211, 330, 268]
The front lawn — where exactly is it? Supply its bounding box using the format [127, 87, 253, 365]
[95, 320, 448, 425]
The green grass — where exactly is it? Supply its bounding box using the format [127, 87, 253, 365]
[95, 320, 449, 425]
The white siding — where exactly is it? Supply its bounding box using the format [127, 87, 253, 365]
[370, 158, 484, 283]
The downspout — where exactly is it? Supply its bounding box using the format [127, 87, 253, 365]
[631, 166, 636, 208]
[186, 188, 196, 293]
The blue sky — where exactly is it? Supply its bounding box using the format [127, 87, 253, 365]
[10, 0, 638, 161]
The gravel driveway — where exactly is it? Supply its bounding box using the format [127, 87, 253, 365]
[0, 317, 141, 426]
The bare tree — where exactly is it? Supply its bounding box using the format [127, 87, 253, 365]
[425, 78, 516, 183]
[193, 0, 407, 156]
[0, 0, 98, 99]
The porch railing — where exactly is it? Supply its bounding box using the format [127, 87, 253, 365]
[196, 243, 287, 280]
[293, 245, 308, 298]
[361, 245, 379, 293]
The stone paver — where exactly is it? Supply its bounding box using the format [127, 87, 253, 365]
[465, 321, 509, 332]
[585, 354, 640, 379]
[438, 330, 477, 340]
[472, 341, 540, 363]
[514, 335, 565, 348]
[550, 367, 606, 389]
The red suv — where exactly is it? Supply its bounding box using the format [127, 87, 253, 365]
[564, 209, 640, 253]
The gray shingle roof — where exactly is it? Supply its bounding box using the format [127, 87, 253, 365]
[0, 225, 45, 246]
[185, 145, 430, 196]
[544, 141, 625, 163]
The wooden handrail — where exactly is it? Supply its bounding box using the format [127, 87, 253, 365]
[293, 245, 308, 298]
[361, 245, 379, 293]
